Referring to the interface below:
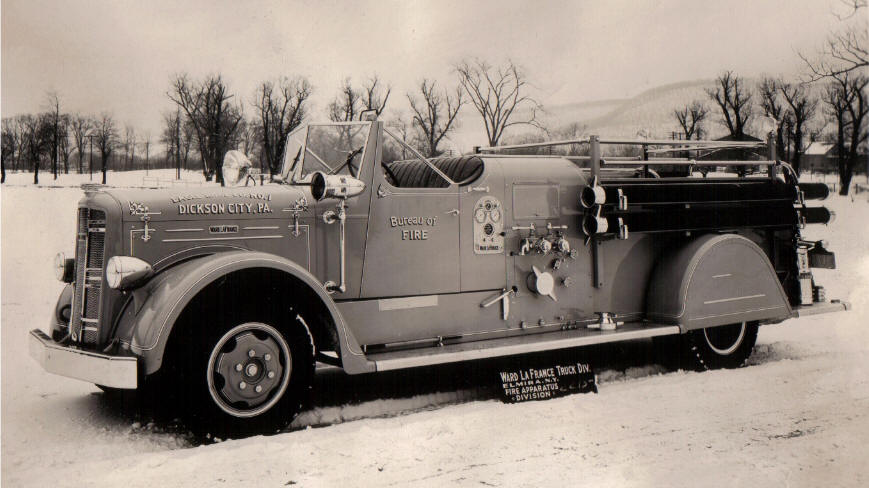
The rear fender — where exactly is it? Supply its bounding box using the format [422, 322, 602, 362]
[646, 234, 791, 331]
[121, 251, 373, 375]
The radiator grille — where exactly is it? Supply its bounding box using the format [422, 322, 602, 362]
[70, 208, 106, 345]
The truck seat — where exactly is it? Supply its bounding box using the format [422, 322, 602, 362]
[385, 156, 484, 188]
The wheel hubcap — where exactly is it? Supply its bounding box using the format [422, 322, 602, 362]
[207, 322, 292, 418]
[703, 322, 747, 355]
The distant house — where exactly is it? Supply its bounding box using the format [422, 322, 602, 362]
[803, 142, 868, 175]
[803, 142, 836, 173]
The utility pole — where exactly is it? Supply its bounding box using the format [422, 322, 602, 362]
[144, 138, 150, 175]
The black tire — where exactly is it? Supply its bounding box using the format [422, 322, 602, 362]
[167, 309, 315, 438]
[684, 321, 758, 370]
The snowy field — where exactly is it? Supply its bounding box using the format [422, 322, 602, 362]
[2, 168, 212, 188]
[2, 177, 868, 487]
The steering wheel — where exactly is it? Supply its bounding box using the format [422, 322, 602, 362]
[330, 146, 364, 177]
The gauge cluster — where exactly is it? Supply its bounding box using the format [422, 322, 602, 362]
[473, 196, 504, 254]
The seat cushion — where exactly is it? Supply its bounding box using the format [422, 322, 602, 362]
[386, 156, 484, 188]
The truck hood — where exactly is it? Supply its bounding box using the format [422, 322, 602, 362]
[101, 185, 313, 222]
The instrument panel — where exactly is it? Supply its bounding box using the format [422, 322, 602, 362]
[473, 196, 504, 254]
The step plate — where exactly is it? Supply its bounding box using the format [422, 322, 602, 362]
[790, 300, 850, 318]
[368, 322, 680, 372]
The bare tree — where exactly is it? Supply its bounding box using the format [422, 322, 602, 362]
[824, 73, 869, 194]
[329, 78, 360, 122]
[181, 117, 196, 172]
[21, 113, 53, 184]
[254, 76, 312, 176]
[779, 82, 819, 175]
[124, 125, 137, 170]
[94, 113, 117, 184]
[69, 115, 92, 174]
[45, 91, 63, 179]
[58, 118, 72, 174]
[1, 119, 16, 183]
[801, 0, 867, 80]
[360, 75, 391, 117]
[381, 112, 418, 163]
[705, 71, 753, 139]
[843, 75, 868, 174]
[673, 100, 709, 140]
[5, 117, 23, 172]
[406, 79, 465, 157]
[142, 132, 151, 173]
[328, 75, 391, 122]
[455, 59, 543, 147]
[238, 118, 260, 157]
[168, 73, 244, 185]
[758, 78, 790, 156]
[160, 110, 181, 178]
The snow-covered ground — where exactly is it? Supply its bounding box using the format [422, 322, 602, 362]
[2, 179, 868, 487]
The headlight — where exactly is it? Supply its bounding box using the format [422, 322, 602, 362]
[105, 256, 154, 290]
[54, 252, 75, 283]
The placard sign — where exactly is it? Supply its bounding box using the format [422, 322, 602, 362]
[498, 361, 596, 403]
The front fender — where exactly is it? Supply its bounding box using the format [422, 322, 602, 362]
[119, 251, 372, 375]
[49, 284, 74, 340]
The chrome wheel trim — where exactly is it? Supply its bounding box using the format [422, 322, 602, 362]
[703, 322, 747, 355]
[206, 322, 292, 418]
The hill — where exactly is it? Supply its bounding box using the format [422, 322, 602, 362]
[446, 78, 776, 152]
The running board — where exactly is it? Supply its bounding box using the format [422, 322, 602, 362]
[790, 300, 850, 318]
[367, 322, 680, 372]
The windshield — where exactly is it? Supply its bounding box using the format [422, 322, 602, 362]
[281, 122, 371, 182]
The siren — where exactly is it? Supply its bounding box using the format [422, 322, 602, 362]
[311, 171, 366, 201]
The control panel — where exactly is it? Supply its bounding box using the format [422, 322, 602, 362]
[473, 196, 504, 254]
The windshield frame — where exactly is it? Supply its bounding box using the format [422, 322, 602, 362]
[281, 121, 373, 184]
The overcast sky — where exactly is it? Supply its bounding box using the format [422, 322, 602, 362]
[1, 0, 847, 142]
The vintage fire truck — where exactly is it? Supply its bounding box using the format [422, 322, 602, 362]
[31, 119, 848, 434]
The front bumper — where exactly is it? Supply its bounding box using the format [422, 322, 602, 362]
[28, 329, 138, 389]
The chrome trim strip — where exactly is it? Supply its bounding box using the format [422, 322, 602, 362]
[712, 273, 732, 278]
[703, 294, 765, 305]
[242, 226, 280, 230]
[372, 325, 681, 371]
[161, 235, 283, 243]
[690, 305, 786, 321]
[28, 329, 137, 389]
[151, 244, 248, 266]
[378, 295, 439, 311]
[164, 228, 204, 233]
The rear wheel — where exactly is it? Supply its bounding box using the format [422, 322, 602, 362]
[685, 321, 758, 370]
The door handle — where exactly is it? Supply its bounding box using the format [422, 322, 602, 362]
[445, 209, 460, 216]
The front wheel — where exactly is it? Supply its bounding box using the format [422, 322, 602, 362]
[172, 314, 315, 437]
[685, 321, 758, 370]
